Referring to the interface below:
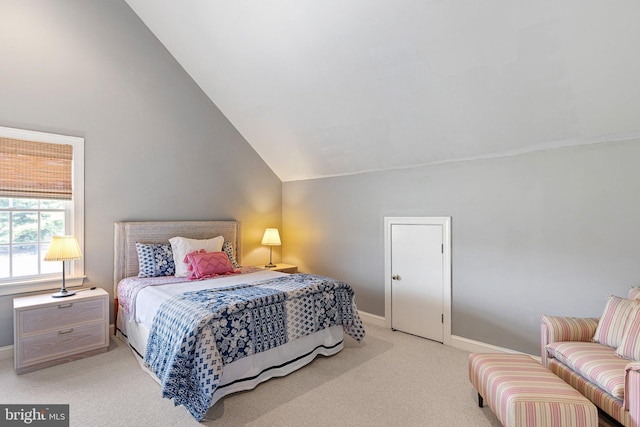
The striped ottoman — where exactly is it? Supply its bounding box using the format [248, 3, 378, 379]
[469, 353, 597, 427]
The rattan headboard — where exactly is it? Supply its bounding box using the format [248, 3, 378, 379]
[113, 220, 242, 293]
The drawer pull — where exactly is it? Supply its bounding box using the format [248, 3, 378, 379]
[58, 328, 74, 335]
[58, 303, 73, 309]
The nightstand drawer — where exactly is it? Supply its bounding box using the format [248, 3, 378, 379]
[17, 321, 108, 368]
[19, 298, 106, 335]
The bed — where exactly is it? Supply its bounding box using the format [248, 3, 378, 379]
[113, 220, 365, 420]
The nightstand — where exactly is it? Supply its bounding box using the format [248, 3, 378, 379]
[264, 263, 298, 274]
[13, 288, 109, 374]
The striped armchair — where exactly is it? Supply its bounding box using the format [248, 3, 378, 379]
[541, 288, 640, 427]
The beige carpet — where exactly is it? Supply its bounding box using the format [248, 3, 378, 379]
[0, 323, 619, 426]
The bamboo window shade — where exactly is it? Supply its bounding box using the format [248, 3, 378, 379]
[0, 136, 73, 200]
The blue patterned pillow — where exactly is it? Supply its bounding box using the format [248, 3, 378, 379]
[222, 241, 240, 268]
[136, 243, 175, 277]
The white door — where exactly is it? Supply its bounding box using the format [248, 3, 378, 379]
[390, 223, 444, 342]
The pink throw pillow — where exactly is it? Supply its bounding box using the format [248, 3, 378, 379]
[616, 305, 640, 360]
[184, 250, 235, 280]
[592, 295, 639, 348]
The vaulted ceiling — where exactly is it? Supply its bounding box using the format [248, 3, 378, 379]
[126, 1, 640, 182]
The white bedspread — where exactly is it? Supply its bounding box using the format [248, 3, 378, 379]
[134, 270, 286, 327]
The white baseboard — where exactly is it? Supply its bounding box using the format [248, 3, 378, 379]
[358, 312, 539, 360]
[358, 310, 385, 327]
[0, 345, 12, 361]
[452, 335, 539, 361]
[451, 335, 523, 354]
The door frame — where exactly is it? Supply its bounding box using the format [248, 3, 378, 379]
[384, 216, 452, 346]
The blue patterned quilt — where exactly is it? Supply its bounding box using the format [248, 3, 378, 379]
[144, 273, 365, 420]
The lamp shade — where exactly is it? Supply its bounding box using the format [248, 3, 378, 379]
[44, 235, 82, 261]
[261, 228, 281, 246]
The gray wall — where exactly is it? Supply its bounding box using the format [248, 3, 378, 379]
[2, 0, 638, 358]
[283, 139, 640, 354]
[0, 0, 282, 347]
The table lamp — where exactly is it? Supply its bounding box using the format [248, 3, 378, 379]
[261, 228, 281, 268]
[44, 235, 82, 298]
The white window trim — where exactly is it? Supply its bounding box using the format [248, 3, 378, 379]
[0, 126, 84, 296]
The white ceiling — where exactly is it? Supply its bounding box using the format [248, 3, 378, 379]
[126, 0, 640, 182]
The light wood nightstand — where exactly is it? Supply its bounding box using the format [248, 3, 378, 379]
[13, 288, 109, 374]
[263, 263, 298, 274]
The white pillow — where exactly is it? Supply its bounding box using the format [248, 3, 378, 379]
[169, 235, 224, 277]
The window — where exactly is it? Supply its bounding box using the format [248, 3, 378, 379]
[0, 126, 84, 295]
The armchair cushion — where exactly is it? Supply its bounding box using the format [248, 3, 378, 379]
[547, 341, 628, 400]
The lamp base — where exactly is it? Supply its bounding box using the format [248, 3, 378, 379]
[51, 289, 76, 298]
[265, 264, 277, 268]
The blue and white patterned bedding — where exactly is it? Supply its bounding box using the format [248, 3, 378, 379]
[144, 273, 365, 420]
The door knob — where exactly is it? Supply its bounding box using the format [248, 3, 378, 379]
[392, 275, 401, 281]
